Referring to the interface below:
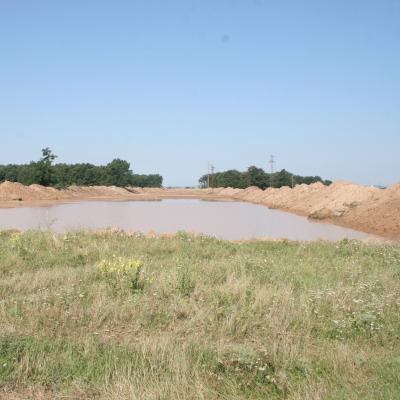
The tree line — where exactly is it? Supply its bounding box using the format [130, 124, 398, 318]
[0, 148, 163, 188]
[199, 166, 332, 189]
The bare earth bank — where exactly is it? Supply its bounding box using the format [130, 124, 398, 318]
[0, 181, 399, 239]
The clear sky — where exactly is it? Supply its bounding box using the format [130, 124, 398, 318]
[1, 0, 399, 187]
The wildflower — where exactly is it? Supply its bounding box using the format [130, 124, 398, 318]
[98, 256, 143, 291]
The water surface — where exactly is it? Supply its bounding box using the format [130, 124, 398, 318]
[0, 199, 370, 241]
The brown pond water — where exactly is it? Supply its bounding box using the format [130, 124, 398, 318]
[0, 199, 371, 241]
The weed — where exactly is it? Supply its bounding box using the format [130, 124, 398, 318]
[98, 256, 143, 292]
[177, 265, 195, 297]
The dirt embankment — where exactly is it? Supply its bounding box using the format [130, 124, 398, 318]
[223, 182, 400, 239]
[0, 180, 399, 239]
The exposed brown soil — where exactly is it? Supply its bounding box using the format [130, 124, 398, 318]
[0, 180, 399, 239]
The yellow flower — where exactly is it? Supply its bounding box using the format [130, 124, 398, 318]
[98, 257, 144, 291]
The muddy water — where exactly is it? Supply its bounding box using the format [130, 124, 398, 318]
[0, 199, 371, 241]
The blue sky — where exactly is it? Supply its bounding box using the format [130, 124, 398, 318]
[1, 0, 399, 187]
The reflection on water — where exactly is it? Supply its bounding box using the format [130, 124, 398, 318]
[0, 199, 370, 241]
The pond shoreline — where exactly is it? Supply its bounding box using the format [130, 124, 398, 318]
[0, 182, 399, 240]
[0, 199, 376, 242]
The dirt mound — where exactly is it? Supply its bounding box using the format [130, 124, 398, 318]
[0, 181, 61, 201]
[388, 183, 400, 194]
[0, 181, 28, 201]
[62, 185, 133, 198]
[217, 187, 242, 197]
[29, 184, 63, 200]
[249, 180, 380, 218]
[220, 180, 399, 238]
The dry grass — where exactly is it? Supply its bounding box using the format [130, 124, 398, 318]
[0, 230, 399, 399]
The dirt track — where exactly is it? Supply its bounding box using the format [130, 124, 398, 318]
[0, 181, 399, 239]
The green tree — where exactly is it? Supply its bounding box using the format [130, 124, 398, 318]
[105, 159, 133, 187]
[245, 166, 269, 189]
[272, 169, 293, 187]
[36, 148, 58, 186]
[0, 150, 163, 188]
[198, 166, 331, 189]
[215, 170, 247, 188]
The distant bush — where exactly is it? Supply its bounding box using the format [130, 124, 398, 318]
[199, 166, 331, 189]
[0, 148, 163, 188]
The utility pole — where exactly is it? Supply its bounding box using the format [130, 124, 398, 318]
[210, 164, 215, 191]
[207, 162, 210, 189]
[291, 174, 294, 188]
[269, 155, 275, 188]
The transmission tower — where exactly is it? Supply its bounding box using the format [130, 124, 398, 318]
[269, 154, 275, 174]
[269, 155, 275, 188]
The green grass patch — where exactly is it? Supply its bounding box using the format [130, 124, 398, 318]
[0, 230, 399, 399]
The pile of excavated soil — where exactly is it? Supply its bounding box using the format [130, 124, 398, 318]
[339, 184, 400, 237]
[0, 181, 62, 201]
[63, 185, 133, 198]
[225, 181, 400, 238]
[261, 181, 381, 218]
[0, 180, 399, 239]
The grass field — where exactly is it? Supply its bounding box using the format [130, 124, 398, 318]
[0, 230, 399, 399]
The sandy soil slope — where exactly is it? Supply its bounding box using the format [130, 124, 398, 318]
[0, 181, 399, 239]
